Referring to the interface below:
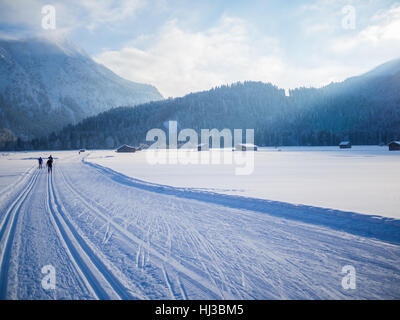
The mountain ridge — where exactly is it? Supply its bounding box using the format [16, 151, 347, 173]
[0, 36, 163, 142]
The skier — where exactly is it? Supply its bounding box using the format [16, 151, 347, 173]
[38, 157, 43, 169]
[47, 156, 53, 174]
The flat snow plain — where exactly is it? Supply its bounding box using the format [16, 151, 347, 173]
[89, 146, 400, 219]
[0, 147, 399, 299]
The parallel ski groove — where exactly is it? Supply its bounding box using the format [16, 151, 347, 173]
[57, 164, 229, 299]
[0, 165, 35, 200]
[47, 172, 135, 300]
[0, 169, 39, 298]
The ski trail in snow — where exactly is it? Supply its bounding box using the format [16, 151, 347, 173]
[56, 164, 233, 299]
[176, 275, 188, 300]
[46, 172, 138, 300]
[83, 157, 400, 244]
[79, 155, 400, 299]
[102, 223, 113, 245]
[0, 165, 35, 200]
[57, 165, 229, 297]
[1, 153, 399, 299]
[162, 265, 175, 299]
[0, 169, 40, 298]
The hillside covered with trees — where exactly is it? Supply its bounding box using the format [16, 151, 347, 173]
[3, 58, 400, 150]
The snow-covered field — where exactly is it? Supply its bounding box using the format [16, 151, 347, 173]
[0, 148, 399, 299]
[89, 146, 400, 218]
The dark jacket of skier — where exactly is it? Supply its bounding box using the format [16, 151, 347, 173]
[47, 157, 53, 173]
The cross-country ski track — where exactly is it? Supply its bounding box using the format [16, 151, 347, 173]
[0, 153, 399, 299]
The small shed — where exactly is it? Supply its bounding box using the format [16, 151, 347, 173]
[79, 149, 85, 153]
[116, 144, 136, 153]
[388, 141, 400, 151]
[339, 141, 352, 149]
[235, 143, 258, 151]
[197, 143, 209, 151]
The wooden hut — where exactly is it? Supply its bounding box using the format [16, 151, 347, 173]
[116, 144, 136, 153]
[388, 141, 400, 151]
[339, 141, 352, 149]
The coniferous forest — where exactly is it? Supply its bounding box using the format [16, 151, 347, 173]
[2, 59, 400, 151]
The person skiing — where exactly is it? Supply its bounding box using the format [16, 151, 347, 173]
[38, 157, 43, 169]
[47, 156, 53, 174]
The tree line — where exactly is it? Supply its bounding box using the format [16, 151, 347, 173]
[2, 75, 399, 151]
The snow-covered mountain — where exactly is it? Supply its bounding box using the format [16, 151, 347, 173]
[0, 36, 162, 140]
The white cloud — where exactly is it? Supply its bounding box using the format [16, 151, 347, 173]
[362, 5, 400, 40]
[288, 2, 400, 89]
[0, 0, 43, 28]
[0, 0, 146, 34]
[94, 5, 400, 97]
[2, 1, 399, 97]
[94, 16, 286, 97]
[93, 12, 376, 97]
[80, 0, 145, 31]
[316, 3, 400, 82]
[333, 4, 400, 51]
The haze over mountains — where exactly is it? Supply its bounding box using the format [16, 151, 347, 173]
[0, 36, 399, 150]
[0, 36, 162, 144]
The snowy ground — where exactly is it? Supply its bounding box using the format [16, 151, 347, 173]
[0, 149, 399, 299]
[89, 146, 400, 218]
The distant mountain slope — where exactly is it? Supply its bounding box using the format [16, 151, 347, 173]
[4, 58, 400, 150]
[0, 36, 162, 142]
[287, 58, 400, 144]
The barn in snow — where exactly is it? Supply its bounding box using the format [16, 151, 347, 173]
[388, 141, 400, 151]
[339, 141, 352, 149]
[116, 144, 136, 153]
[234, 143, 258, 151]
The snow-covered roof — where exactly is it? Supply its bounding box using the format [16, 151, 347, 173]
[116, 144, 135, 151]
[389, 141, 400, 145]
[339, 141, 351, 145]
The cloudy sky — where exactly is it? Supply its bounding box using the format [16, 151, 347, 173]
[1, 0, 400, 97]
